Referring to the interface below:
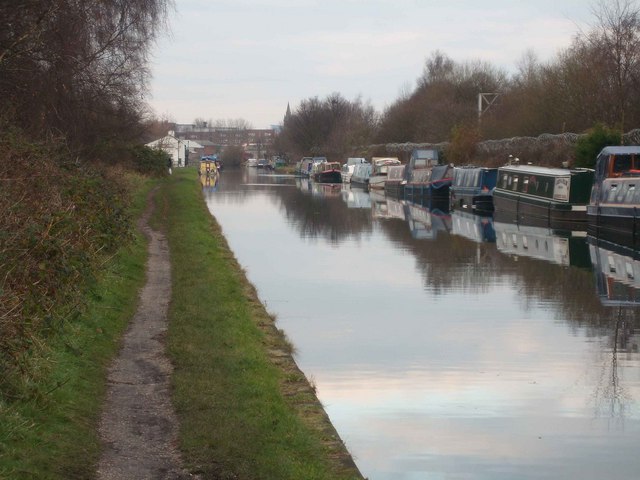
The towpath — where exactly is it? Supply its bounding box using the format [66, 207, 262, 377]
[96, 188, 193, 480]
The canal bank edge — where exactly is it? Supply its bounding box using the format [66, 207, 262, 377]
[160, 169, 364, 480]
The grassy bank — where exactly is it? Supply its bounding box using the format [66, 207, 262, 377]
[158, 169, 363, 480]
[0, 174, 153, 479]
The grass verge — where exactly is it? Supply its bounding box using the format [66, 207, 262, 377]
[0, 174, 153, 479]
[159, 168, 363, 480]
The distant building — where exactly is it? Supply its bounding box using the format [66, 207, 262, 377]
[146, 131, 187, 167]
[174, 124, 277, 151]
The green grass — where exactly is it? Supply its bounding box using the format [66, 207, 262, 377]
[0, 175, 153, 480]
[160, 169, 362, 480]
[0, 168, 362, 480]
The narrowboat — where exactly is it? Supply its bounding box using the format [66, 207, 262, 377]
[350, 163, 372, 189]
[587, 146, 640, 248]
[384, 165, 406, 198]
[368, 157, 401, 190]
[494, 219, 590, 268]
[588, 236, 640, 306]
[451, 209, 496, 243]
[405, 164, 454, 209]
[312, 161, 342, 183]
[403, 148, 439, 203]
[450, 166, 498, 214]
[341, 157, 368, 183]
[493, 164, 594, 228]
[297, 157, 314, 176]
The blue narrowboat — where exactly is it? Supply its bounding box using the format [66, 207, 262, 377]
[450, 166, 498, 215]
[403, 149, 452, 207]
[350, 162, 372, 189]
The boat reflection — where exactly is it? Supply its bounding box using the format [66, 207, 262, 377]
[494, 219, 590, 268]
[451, 209, 496, 243]
[199, 171, 219, 190]
[588, 237, 640, 306]
[370, 190, 407, 221]
[311, 181, 342, 198]
[404, 202, 451, 240]
[341, 185, 371, 209]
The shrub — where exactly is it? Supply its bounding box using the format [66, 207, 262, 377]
[574, 124, 622, 168]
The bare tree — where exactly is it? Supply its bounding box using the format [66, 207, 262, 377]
[587, 0, 640, 132]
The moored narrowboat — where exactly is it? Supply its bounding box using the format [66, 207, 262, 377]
[450, 166, 498, 214]
[312, 161, 342, 183]
[403, 148, 440, 204]
[405, 164, 454, 209]
[587, 146, 640, 248]
[351, 163, 372, 189]
[493, 164, 594, 228]
[369, 157, 401, 190]
[341, 157, 368, 183]
[384, 164, 406, 198]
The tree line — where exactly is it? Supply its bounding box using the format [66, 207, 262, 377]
[277, 0, 640, 162]
[0, 0, 169, 159]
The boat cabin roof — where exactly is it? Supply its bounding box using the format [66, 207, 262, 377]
[346, 157, 367, 165]
[499, 164, 592, 177]
[371, 157, 401, 166]
[599, 146, 640, 156]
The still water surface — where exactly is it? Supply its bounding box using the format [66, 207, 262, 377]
[203, 168, 640, 480]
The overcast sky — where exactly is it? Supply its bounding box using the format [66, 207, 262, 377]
[148, 0, 596, 128]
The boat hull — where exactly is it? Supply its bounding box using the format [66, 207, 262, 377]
[587, 205, 640, 249]
[493, 191, 587, 228]
[384, 181, 405, 198]
[313, 170, 342, 183]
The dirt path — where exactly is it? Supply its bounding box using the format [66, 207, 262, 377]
[97, 188, 193, 480]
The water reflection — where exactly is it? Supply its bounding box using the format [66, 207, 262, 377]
[589, 237, 640, 306]
[202, 170, 640, 480]
[452, 209, 496, 243]
[494, 220, 591, 269]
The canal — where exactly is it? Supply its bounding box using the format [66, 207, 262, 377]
[202, 168, 640, 480]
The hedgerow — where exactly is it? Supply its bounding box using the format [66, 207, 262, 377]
[0, 126, 133, 402]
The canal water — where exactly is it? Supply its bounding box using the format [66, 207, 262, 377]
[202, 168, 640, 480]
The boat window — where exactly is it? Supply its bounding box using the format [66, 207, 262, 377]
[607, 184, 618, 202]
[501, 174, 509, 189]
[617, 183, 629, 203]
[512, 176, 519, 191]
[626, 262, 634, 280]
[613, 154, 633, 174]
[414, 159, 427, 168]
[522, 177, 529, 193]
[511, 234, 517, 247]
[625, 185, 636, 203]
[608, 255, 616, 273]
[522, 236, 528, 249]
[473, 171, 479, 187]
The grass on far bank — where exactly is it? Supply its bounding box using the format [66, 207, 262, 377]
[158, 168, 363, 480]
[0, 173, 153, 480]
